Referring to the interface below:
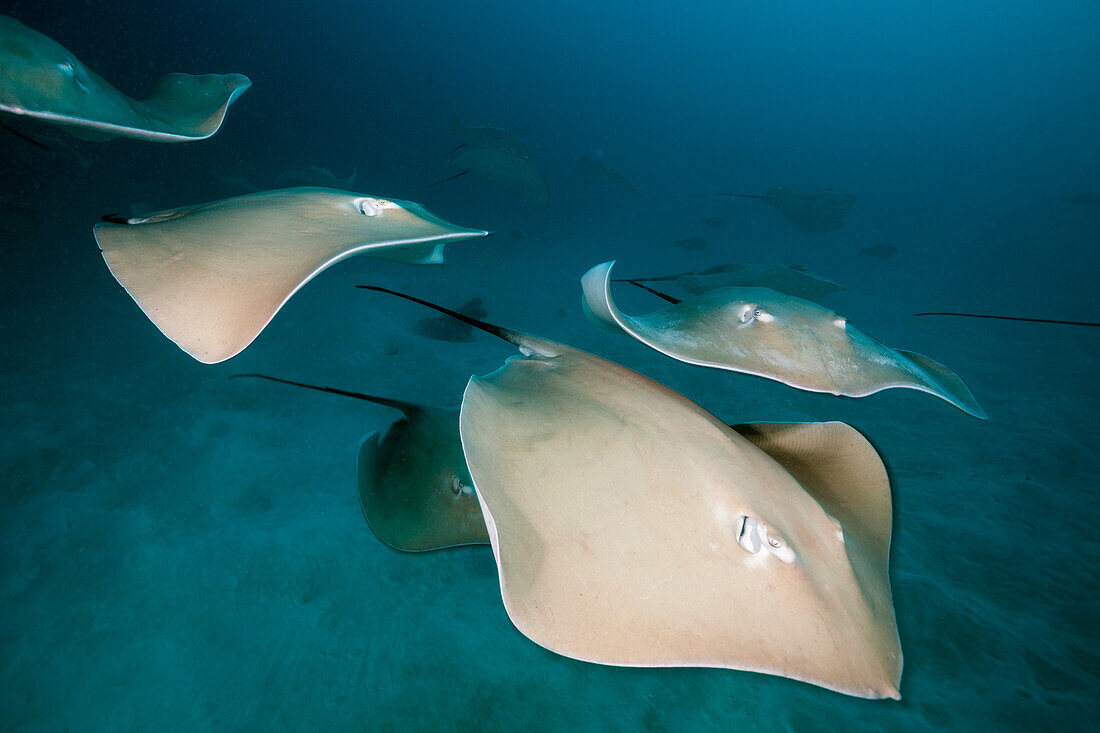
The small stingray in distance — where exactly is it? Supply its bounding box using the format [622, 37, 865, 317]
[674, 236, 708, 250]
[229, 373, 488, 551]
[584, 261, 986, 418]
[357, 284, 904, 699]
[437, 143, 550, 210]
[578, 149, 642, 197]
[95, 187, 488, 363]
[719, 185, 855, 232]
[859, 244, 899, 259]
[0, 15, 250, 142]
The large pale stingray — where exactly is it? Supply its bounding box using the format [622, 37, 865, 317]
[583, 261, 986, 419]
[445, 144, 549, 210]
[615, 262, 844, 302]
[359, 286, 903, 698]
[0, 15, 250, 142]
[720, 185, 855, 232]
[95, 187, 488, 363]
[230, 374, 488, 551]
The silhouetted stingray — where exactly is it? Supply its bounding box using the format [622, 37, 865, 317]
[859, 244, 899, 259]
[415, 297, 487, 341]
[1061, 192, 1100, 206]
[616, 262, 843, 302]
[675, 236, 708, 250]
[579, 150, 642, 197]
[437, 144, 549, 210]
[357, 284, 903, 699]
[719, 185, 855, 232]
[95, 187, 488, 363]
[584, 261, 985, 418]
[229, 374, 487, 551]
[449, 115, 529, 157]
[0, 15, 250, 142]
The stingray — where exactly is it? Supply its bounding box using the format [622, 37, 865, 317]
[357, 285, 903, 698]
[230, 373, 488, 551]
[1061, 191, 1100, 206]
[415, 297, 488, 342]
[0, 15, 250, 142]
[719, 185, 855, 232]
[859, 244, 899, 259]
[615, 262, 844, 302]
[579, 149, 642, 197]
[583, 261, 986, 418]
[674, 236, 708, 250]
[449, 114, 529, 157]
[436, 144, 550, 210]
[95, 187, 488, 363]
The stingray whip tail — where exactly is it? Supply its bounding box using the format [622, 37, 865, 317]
[357, 285, 529, 347]
[228, 373, 418, 413]
[915, 312, 1100, 328]
[623, 280, 682, 304]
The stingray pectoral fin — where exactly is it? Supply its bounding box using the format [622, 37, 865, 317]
[580, 260, 630, 334]
[136, 73, 252, 140]
[895, 349, 987, 420]
[733, 422, 893, 567]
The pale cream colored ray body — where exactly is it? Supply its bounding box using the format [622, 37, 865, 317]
[0, 15, 250, 142]
[457, 328, 903, 698]
[95, 187, 487, 363]
[582, 260, 986, 418]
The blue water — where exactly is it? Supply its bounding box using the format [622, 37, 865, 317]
[1, 1, 1097, 730]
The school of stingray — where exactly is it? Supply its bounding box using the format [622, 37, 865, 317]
[17, 13, 1082, 702]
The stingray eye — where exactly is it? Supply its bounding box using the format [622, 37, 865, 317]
[357, 198, 379, 216]
[737, 304, 757, 324]
[753, 308, 775, 323]
[768, 535, 783, 549]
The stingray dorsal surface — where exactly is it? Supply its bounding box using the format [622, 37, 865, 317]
[582, 260, 986, 418]
[458, 335, 903, 698]
[95, 187, 488, 363]
[358, 403, 488, 552]
[0, 15, 250, 142]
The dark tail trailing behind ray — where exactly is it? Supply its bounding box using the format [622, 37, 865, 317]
[915, 312, 1100, 328]
[357, 285, 527, 347]
[623, 280, 682, 305]
[428, 169, 471, 188]
[1, 122, 51, 152]
[229, 373, 419, 414]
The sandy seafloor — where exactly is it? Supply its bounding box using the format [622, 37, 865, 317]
[2, 167, 1097, 732]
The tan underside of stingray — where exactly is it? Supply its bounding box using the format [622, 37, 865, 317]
[95, 187, 487, 363]
[357, 405, 488, 551]
[449, 146, 549, 210]
[0, 15, 250, 141]
[582, 261, 986, 418]
[458, 333, 902, 698]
